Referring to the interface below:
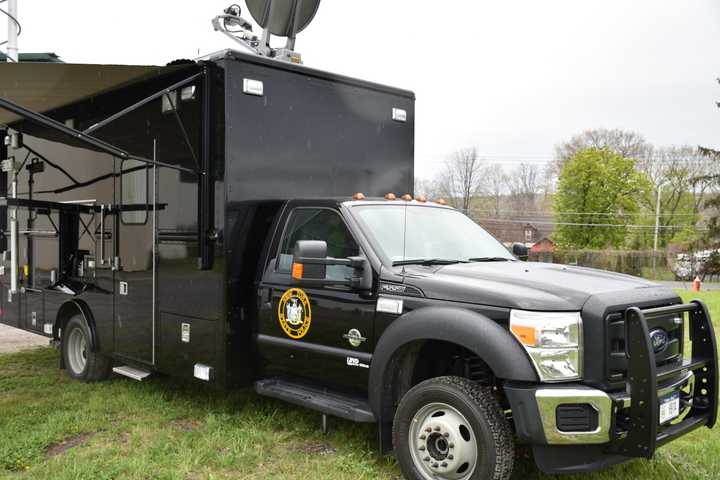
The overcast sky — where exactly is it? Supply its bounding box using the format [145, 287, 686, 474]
[3, 0, 719, 179]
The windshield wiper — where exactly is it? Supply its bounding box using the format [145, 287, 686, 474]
[467, 257, 513, 262]
[393, 258, 468, 267]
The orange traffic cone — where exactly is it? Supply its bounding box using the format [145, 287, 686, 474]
[692, 276, 702, 292]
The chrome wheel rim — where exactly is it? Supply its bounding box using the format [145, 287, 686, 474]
[408, 402, 478, 480]
[66, 327, 88, 375]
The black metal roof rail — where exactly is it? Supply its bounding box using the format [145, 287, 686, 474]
[0, 96, 130, 158]
[83, 71, 203, 135]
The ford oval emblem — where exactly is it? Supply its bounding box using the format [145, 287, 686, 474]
[649, 329, 669, 354]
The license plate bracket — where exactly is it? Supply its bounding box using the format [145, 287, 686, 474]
[659, 391, 680, 424]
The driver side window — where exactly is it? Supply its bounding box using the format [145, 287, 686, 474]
[277, 208, 360, 280]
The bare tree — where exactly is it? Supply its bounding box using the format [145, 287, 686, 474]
[508, 163, 540, 212]
[553, 128, 650, 176]
[482, 164, 507, 217]
[414, 177, 444, 200]
[689, 150, 720, 213]
[539, 164, 556, 198]
[636, 145, 719, 245]
[700, 147, 720, 244]
[638, 145, 719, 210]
[437, 148, 485, 212]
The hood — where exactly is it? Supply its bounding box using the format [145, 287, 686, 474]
[396, 261, 673, 311]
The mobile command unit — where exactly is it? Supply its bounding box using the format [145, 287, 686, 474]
[0, 2, 716, 479]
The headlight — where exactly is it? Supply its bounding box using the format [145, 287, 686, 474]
[509, 310, 583, 382]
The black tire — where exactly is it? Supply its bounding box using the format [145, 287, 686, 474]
[393, 376, 514, 480]
[61, 315, 112, 382]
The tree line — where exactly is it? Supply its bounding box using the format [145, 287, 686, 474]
[415, 128, 720, 250]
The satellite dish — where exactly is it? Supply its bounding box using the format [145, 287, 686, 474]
[245, 0, 321, 38]
[212, 1, 320, 64]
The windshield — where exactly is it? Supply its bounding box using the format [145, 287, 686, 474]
[352, 205, 514, 264]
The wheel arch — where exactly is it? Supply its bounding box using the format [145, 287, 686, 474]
[55, 299, 99, 353]
[369, 306, 538, 422]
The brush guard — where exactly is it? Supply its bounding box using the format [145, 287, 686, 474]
[608, 301, 718, 458]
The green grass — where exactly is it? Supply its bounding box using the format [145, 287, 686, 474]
[0, 290, 718, 479]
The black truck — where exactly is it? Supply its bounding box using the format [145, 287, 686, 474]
[0, 49, 717, 480]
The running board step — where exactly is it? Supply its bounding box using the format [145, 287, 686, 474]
[255, 378, 376, 423]
[113, 366, 151, 381]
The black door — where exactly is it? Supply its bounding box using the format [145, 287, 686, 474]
[258, 206, 376, 390]
[114, 159, 156, 365]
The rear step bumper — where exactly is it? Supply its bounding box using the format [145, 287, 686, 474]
[255, 378, 376, 423]
[113, 366, 152, 381]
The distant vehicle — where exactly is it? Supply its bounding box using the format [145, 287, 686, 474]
[673, 250, 720, 281]
[673, 253, 693, 280]
[0, 3, 717, 480]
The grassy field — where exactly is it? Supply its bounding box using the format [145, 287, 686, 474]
[1, 290, 719, 480]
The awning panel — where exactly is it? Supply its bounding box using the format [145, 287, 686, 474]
[0, 63, 195, 125]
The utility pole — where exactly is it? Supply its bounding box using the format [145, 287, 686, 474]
[6, 0, 18, 62]
[0, 133, 6, 253]
[652, 183, 663, 278]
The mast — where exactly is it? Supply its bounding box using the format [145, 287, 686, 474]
[6, 0, 18, 62]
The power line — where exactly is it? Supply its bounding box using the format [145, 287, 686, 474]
[474, 217, 704, 231]
[420, 154, 720, 166]
[468, 208, 707, 218]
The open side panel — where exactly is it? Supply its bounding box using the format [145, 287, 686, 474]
[0, 139, 117, 350]
[0, 64, 224, 379]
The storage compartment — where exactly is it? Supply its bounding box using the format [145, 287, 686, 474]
[159, 312, 219, 380]
[24, 290, 44, 333]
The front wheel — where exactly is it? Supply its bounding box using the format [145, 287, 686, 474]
[393, 376, 514, 480]
[61, 315, 112, 382]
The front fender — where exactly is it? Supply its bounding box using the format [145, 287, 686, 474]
[369, 306, 538, 419]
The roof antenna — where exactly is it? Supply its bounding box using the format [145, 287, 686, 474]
[4, 0, 20, 62]
[401, 199, 408, 275]
[212, 0, 321, 65]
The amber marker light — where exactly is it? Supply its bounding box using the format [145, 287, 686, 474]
[435, 198, 448, 205]
[385, 193, 397, 200]
[510, 324, 537, 347]
[291, 262, 304, 280]
[352, 192, 366, 200]
[416, 195, 427, 202]
[401, 194, 413, 201]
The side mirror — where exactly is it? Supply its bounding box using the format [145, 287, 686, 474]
[512, 242, 529, 261]
[292, 240, 372, 290]
[292, 240, 327, 280]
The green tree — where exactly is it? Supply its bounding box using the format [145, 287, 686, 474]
[553, 148, 651, 249]
[700, 146, 720, 246]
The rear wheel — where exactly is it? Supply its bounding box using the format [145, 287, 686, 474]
[393, 376, 514, 480]
[62, 315, 111, 382]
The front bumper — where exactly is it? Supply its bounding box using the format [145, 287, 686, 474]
[505, 301, 718, 474]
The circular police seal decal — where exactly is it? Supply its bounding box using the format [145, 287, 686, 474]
[278, 288, 312, 339]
